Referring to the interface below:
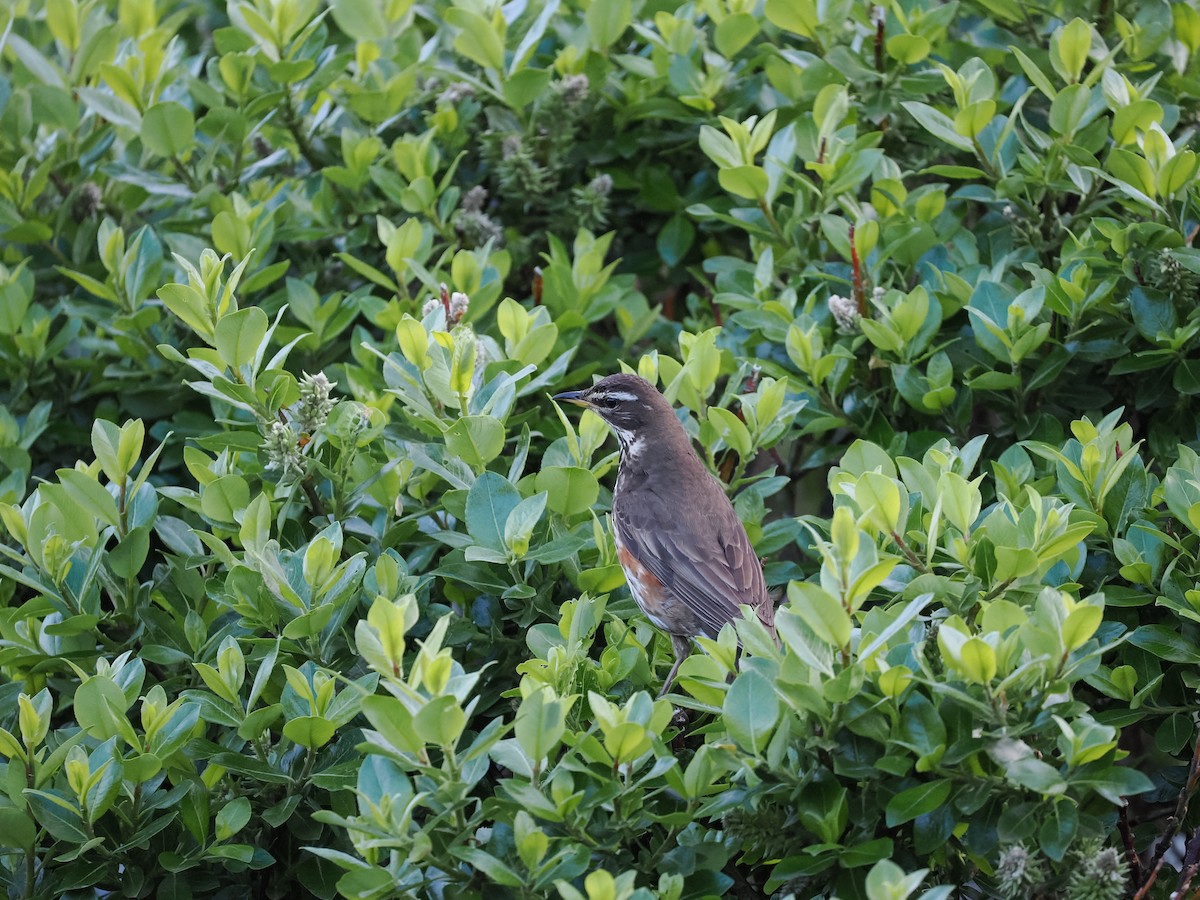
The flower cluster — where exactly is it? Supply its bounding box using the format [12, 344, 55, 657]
[454, 186, 504, 248]
[556, 73, 589, 106]
[437, 81, 475, 106]
[496, 134, 554, 197]
[827, 294, 861, 333]
[1147, 247, 1200, 299]
[1065, 842, 1128, 900]
[262, 371, 339, 482]
[296, 371, 337, 434]
[995, 844, 1045, 898]
[422, 289, 470, 326]
[566, 174, 614, 231]
[263, 419, 303, 480]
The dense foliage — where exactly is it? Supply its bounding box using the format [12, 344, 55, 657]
[4, 0, 1200, 897]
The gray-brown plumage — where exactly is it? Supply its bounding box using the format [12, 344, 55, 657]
[553, 373, 776, 695]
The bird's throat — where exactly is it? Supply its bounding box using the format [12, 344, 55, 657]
[612, 425, 644, 463]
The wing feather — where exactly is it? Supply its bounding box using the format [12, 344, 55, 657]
[612, 483, 769, 639]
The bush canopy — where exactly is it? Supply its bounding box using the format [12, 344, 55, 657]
[3, 0, 1200, 898]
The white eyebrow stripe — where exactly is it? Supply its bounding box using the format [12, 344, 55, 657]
[594, 390, 640, 403]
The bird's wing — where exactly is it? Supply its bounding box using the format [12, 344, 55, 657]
[612, 481, 769, 639]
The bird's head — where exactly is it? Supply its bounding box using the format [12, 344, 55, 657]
[552, 373, 675, 454]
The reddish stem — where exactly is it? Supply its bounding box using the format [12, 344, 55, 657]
[849, 223, 866, 316]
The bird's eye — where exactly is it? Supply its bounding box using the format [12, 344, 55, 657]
[598, 395, 617, 409]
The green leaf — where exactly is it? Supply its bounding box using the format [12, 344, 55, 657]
[586, 0, 630, 50]
[898, 693, 946, 764]
[1038, 800, 1078, 861]
[1072, 765, 1154, 804]
[75, 675, 133, 741]
[707, 407, 752, 458]
[901, 101, 974, 151]
[1010, 45, 1057, 98]
[82, 747, 126, 817]
[718, 165, 769, 200]
[1061, 604, 1101, 651]
[329, 0, 389, 41]
[886, 34, 931, 64]
[764, 0, 816, 36]
[335, 252, 399, 293]
[360, 695, 423, 754]
[1112, 99, 1164, 145]
[699, 126, 740, 169]
[465, 471, 522, 551]
[788, 582, 852, 648]
[201, 475, 250, 525]
[841, 837, 895, 869]
[92, 419, 129, 484]
[1005, 757, 1066, 795]
[865, 859, 930, 900]
[214, 306, 269, 372]
[56, 469, 120, 528]
[1159, 150, 1199, 196]
[1049, 84, 1089, 135]
[109, 526, 151, 579]
[1129, 286, 1176, 340]
[413, 695, 466, 748]
[445, 8, 504, 71]
[116, 419, 146, 480]
[24, 790, 88, 842]
[452, 848, 525, 888]
[954, 100, 996, 138]
[0, 727, 23, 760]
[208, 752, 291, 783]
[919, 164, 987, 179]
[504, 492, 547, 557]
[283, 716, 336, 748]
[0, 807, 35, 850]
[444, 416, 505, 469]
[1106, 148, 1156, 200]
[860, 317, 904, 354]
[967, 371, 1021, 390]
[724, 670, 779, 754]
[656, 214, 695, 268]
[1127, 624, 1200, 663]
[1054, 18, 1092, 83]
[0, 274, 34, 334]
[958, 638, 997, 684]
[215, 797, 252, 841]
[141, 101, 196, 158]
[855, 471, 906, 535]
[515, 686, 571, 762]
[885, 780, 952, 827]
[502, 67, 552, 110]
[534, 466, 599, 517]
[714, 13, 759, 57]
[157, 284, 214, 342]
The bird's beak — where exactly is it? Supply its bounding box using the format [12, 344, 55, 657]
[552, 390, 591, 408]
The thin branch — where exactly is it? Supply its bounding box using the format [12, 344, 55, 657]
[1134, 727, 1200, 900]
[1176, 829, 1200, 898]
[1119, 802, 1143, 888]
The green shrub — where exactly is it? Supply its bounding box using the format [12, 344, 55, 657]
[2, 0, 1200, 898]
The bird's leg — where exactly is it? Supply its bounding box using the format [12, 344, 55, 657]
[658, 633, 693, 698]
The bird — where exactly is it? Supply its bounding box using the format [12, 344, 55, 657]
[552, 373, 776, 696]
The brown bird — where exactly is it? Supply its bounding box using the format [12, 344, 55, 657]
[553, 373, 776, 695]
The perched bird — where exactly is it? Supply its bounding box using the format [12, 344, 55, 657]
[553, 373, 776, 695]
